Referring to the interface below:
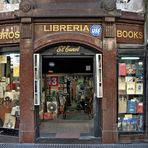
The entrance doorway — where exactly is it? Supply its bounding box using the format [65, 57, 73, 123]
[34, 44, 103, 140]
[39, 56, 94, 138]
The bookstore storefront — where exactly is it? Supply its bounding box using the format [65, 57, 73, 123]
[0, 21, 147, 143]
[0, 10, 147, 145]
[116, 23, 146, 142]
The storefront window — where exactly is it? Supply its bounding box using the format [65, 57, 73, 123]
[0, 52, 20, 135]
[118, 55, 144, 132]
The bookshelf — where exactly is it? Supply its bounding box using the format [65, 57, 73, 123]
[118, 56, 144, 132]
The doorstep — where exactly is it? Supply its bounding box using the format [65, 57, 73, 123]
[37, 135, 101, 144]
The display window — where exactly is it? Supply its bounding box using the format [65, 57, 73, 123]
[117, 54, 145, 133]
[0, 51, 20, 136]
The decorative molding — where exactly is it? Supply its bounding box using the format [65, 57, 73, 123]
[21, 23, 32, 39]
[104, 23, 115, 38]
[102, 0, 116, 11]
[19, 0, 35, 13]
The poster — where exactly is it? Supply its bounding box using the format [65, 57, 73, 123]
[3, 113, 16, 129]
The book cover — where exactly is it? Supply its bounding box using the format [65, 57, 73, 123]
[119, 63, 126, 76]
[136, 83, 143, 95]
[126, 82, 135, 94]
[136, 102, 143, 113]
[118, 97, 127, 113]
[127, 100, 136, 113]
[126, 64, 136, 75]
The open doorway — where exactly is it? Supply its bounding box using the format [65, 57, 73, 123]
[39, 56, 95, 138]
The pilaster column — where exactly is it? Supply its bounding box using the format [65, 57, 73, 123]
[102, 17, 117, 143]
[19, 17, 35, 143]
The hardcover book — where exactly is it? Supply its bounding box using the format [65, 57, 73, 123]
[119, 63, 126, 76]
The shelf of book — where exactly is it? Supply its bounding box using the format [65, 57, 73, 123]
[117, 56, 144, 133]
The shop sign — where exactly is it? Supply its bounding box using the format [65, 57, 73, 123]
[35, 24, 102, 39]
[0, 25, 20, 44]
[116, 24, 144, 44]
[56, 46, 80, 53]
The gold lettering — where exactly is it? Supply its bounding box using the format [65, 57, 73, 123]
[128, 31, 134, 38]
[43, 25, 49, 32]
[139, 32, 143, 39]
[53, 25, 59, 31]
[15, 31, 20, 39]
[83, 25, 89, 33]
[117, 30, 122, 38]
[9, 32, 15, 39]
[80, 25, 83, 32]
[60, 25, 66, 31]
[43, 24, 92, 33]
[0, 31, 20, 40]
[56, 46, 65, 52]
[117, 30, 143, 39]
[133, 32, 138, 38]
[73, 25, 80, 31]
[3, 32, 8, 39]
[122, 31, 128, 38]
[56, 46, 80, 53]
[67, 25, 73, 31]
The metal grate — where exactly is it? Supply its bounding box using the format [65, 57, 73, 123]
[0, 144, 148, 148]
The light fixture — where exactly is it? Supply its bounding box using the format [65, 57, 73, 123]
[121, 57, 140, 60]
[49, 62, 55, 67]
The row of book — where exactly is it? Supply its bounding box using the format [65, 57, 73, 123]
[119, 63, 143, 76]
[119, 81, 143, 95]
[118, 115, 143, 132]
[119, 98, 143, 113]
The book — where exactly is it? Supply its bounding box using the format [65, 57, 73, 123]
[136, 83, 143, 94]
[127, 100, 136, 113]
[125, 76, 135, 82]
[136, 102, 143, 113]
[118, 97, 127, 113]
[126, 64, 136, 75]
[126, 82, 135, 94]
[119, 63, 126, 76]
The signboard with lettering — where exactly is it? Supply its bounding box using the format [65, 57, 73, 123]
[41, 45, 97, 55]
[35, 23, 102, 40]
[0, 24, 20, 44]
[116, 24, 144, 44]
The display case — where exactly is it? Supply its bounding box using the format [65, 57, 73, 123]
[0, 53, 20, 134]
[118, 55, 144, 132]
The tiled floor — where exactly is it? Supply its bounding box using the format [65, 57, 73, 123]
[40, 119, 93, 138]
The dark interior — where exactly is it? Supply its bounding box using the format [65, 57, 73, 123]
[42, 57, 93, 73]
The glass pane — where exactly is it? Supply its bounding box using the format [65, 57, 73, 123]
[118, 56, 144, 132]
[0, 52, 20, 132]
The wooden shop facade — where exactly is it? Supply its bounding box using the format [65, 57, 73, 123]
[0, 0, 147, 144]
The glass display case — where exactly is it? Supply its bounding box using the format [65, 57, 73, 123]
[118, 55, 144, 132]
